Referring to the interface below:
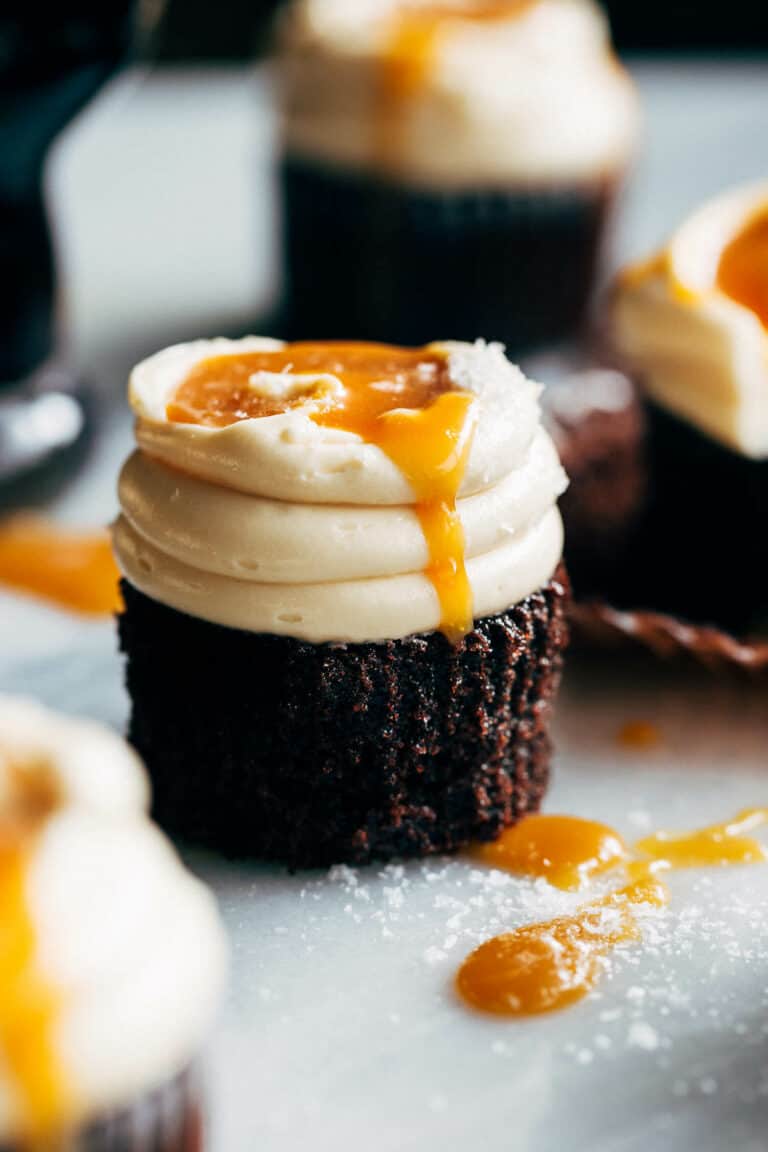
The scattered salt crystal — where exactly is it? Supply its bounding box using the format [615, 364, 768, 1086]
[627, 1022, 659, 1051]
[576, 1049, 594, 1066]
[491, 1040, 509, 1055]
[383, 887, 405, 910]
[626, 986, 646, 1003]
[594, 1034, 612, 1051]
[423, 946, 447, 965]
[699, 1077, 718, 1096]
[328, 864, 358, 886]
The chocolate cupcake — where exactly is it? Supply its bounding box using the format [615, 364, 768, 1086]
[0, 697, 226, 1151]
[277, 0, 639, 353]
[529, 355, 647, 601]
[613, 180, 768, 633]
[114, 337, 570, 866]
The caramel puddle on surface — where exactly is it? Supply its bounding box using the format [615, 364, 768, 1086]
[0, 760, 70, 1140]
[0, 518, 121, 616]
[458, 808, 768, 1017]
[168, 342, 477, 641]
[717, 207, 768, 327]
[618, 720, 662, 750]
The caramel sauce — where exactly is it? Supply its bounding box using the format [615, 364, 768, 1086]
[0, 761, 69, 1139]
[474, 814, 627, 891]
[457, 873, 668, 1017]
[618, 721, 662, 750]
[459, 807, 768, 1017]
[168, 342, 478, 640]
[380, 1, 539, 101]
[716, 208, 768, 327]
[635, 807, 768, 870]
[0, 518, 122, 617]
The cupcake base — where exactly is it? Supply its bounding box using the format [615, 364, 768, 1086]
[118, 570, 570, 868]
[619, 404, 768, 634]
[281, 157, 617, 354]
[1, 1067, 201, 1152]
[539, 366, 647, 603]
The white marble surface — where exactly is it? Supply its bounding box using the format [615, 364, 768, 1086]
[2, 60, 768, 1152]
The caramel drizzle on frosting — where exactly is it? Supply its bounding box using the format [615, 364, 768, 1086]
[0, 756, 70, 1139]
[716, 207, 768, 327]
[380, 1, 539, 100]
[168, 342, 478, 641]
[458, 808, 768, 1017]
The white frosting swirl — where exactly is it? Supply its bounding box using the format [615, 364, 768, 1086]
[0, 698, 226, 1140]
[614, 181, 768, 458]
[279, 0, 639, 187]
[115, 337, 567, 643]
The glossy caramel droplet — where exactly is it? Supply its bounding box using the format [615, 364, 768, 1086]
[717, 208, 768, 327]
[618, 721, 662, 750]
[636, 808, 768, 870]
[168, 342, 477, 641]
[474, 814, 628, 891]
[456, 874, 668, 1016]
[0, 772, 69, 1138]
[0, 519, 121, 616]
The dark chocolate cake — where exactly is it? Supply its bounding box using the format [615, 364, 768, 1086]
[120, 571, 569, 867]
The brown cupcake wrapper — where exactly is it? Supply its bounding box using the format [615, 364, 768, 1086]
[1, 1066, 203, 1152]
[571, 601, 768, 672]
[118, 569, 570, 868]
[281, 156, 618, 353]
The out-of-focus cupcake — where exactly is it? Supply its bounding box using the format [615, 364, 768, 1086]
[0, 697, 226, 1151]
[531, 355, 646, 602]
[114, 337, 570, 867]
[277, 0, 639, 352]
[613, 180, 768, 633]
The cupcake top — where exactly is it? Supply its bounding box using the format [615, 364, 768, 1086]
[278, 0, 639, 187]
[614, 180, 768, 457]
[0, 697, 226, 1143]
[114, 337, 567, 643]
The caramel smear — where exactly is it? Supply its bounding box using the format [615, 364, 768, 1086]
[381, 1, 539, 99]
[0, 518, 121, 616]
[459, 807, 768, 1017]
[168, 342, 477, 641]
[456, 873, 668, 1016]
[635, 807, 768, 870]
[717, 207, 768, 327]
[0, 764, 69, 1139]
[618, 721, 662, 750]
[474, 814, 628, 892]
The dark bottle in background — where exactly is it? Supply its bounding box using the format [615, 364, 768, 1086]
[0, 1, 135, 390]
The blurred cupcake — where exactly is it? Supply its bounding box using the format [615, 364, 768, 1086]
[114, 337, 570, 867]
[0, 696, 226, 1151]
[278, 0, 638, 352]
[613, 180, 768, 632]
[531, 356, 646, 602]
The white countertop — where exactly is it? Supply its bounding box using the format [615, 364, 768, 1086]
[2, 60, 768, 1152]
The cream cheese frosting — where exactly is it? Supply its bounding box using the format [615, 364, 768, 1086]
[115, 337, 567, 644]
[279, 0, 639, 187]
[614, 181, 768, 458]
[0, 697, 226, 1141]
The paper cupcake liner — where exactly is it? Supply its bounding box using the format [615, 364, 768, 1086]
[118, 568, 570, 868]
[281, 156, 618, 354]
[1, 1066, 202, 1152]
[571, 601, 768, 672]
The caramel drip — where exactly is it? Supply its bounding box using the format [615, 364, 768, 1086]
[0, 519, 122, 617]
[716, 208, 768, 327]
[474, 814, 627, 892]
[459, 807, 768, 1017]
[635, 807, 768, 870]
[381, 2, 539, 101]
[168, 342, 477, 640]
[456, 873, 668, 1017]
[0, 769, 69, 1139]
